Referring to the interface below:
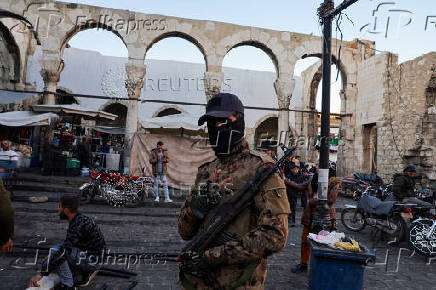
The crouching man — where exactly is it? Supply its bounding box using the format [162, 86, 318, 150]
[29, 194, 106, 289]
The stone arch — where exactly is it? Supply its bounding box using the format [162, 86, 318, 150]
[0, 21, 21, 84]
[152, 105, 187, 118]
[145, 31, 208, 69]
[301, 53, 347, 88]
[56, 87, 80, 105]
[59, 22, 127, 58]
[253, 114, 296, 150]
[99, 99, 129, 111]
[0, 9, 40, 45]
[223, 40, 280, 77]
[99, 101, 128, 128]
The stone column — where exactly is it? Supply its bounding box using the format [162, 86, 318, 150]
[203, 71, 224, 101]
[124, 63, 146, 173]
[40, 57, 64, 105]
[274, 78, 295, 157]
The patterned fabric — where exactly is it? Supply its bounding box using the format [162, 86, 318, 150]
[64, 213, 106, 254]
[43, 213, 106, 276]
[178, 139, 290, 289]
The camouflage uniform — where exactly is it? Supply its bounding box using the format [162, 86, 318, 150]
[178, 140, 290, 289]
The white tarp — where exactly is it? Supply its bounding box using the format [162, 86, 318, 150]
[0, 111, 59, 127]
[140, 114, 204, 131]
[0, 90, 37, 104]
[31, 104, 117, 120]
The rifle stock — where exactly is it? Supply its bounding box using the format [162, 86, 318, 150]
[182, 145, 296, 253]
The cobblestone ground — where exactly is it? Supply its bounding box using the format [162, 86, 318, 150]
[1, 197, 435, 290]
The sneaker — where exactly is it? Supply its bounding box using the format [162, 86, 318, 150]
[154, 196, 159, 202]
[164, 198, 173, 203]
[291, 263, 308, 273]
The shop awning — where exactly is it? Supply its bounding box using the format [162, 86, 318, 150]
[31, 104, 117, 120]
[0, 90, 38, 104]
[140, 114, 204, 131]
[93, 126, 125, 135]
[0, 111, 59, 127]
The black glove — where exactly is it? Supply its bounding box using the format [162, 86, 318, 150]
[189, 182, 222, 219]
[179, 251, 213, 278]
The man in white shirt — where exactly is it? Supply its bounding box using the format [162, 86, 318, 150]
[0, 140, 19, 179]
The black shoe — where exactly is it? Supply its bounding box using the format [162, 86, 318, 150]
[290, 222, 296, 227]
[291, 263, 308, 273]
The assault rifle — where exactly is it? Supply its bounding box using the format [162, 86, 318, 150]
[182, 144, 296, 253]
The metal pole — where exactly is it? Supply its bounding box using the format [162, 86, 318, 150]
[312, 0, 360, 232]
[312, 0, 335, 232]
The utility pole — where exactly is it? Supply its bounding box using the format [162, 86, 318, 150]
[312, 0, 359, 232]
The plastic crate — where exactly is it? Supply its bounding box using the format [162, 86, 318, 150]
[66, 158, 80, 169]
[308, 240, 375, 290]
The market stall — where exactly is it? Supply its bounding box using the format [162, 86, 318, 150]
[31, 104, 119, 175]
[0, 111, 59, 168]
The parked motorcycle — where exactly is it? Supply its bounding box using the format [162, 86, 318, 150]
[341, 192, 434, 246]
[409, 218, 436, 256]
[340, 172, 384, 198]
[79, 169, 154, 207]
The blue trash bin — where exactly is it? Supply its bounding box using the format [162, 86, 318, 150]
[308, 239, 375, 290]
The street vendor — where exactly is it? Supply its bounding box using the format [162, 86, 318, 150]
[0, 139, 19, 179]
[291, 164, 341, 273]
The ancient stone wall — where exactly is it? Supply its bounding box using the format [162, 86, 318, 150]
[375, 53, 435, 189]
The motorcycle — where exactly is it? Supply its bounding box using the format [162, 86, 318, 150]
[409, 218, 436, 256]
[79, 168, 154, 207]
[341, 191, 434, 246]
[340, 172, 383, 198]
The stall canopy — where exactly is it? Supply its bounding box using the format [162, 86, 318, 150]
[140, 114, 205, 136]
[0, 90, 37, 104]
[0, 111, 59, 127]
[93, 126, 125, 135]
[32, 104, 117, 120]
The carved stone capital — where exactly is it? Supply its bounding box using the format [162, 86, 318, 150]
[125, 64, 146, 98]
[274, 78, 295, 109]
[40, 59, 64, 84]
[204, 71, 224, 101]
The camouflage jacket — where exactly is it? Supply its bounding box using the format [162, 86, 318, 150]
[178, 140, 290, 289]
[0, 178, 14, 246]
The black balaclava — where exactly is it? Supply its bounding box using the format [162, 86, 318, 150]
[207, 114, 245, 156]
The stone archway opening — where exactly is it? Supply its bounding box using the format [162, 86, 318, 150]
[55, 88, 79, 105]
[99, 103, 127, 128]
[0, 21, 21, 87]
[294, 55, 346, 163]
[156, 107, 181, 117]
[254, 116, 278, 152]
[144, 35, 207, 118]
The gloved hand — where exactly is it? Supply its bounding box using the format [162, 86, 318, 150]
[179, 251, 214, 278]
[189, 182, 222, 220]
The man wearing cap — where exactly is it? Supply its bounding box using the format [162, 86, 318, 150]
[392, 165, 431, 207]
[178, 93, 290, 289]
[149, 141, 172, 203]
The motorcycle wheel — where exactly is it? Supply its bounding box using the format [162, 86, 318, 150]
[341, 208, 366, 232]
[409, 219, 436, 257]
[79, 189, 92, 204]
[383, 214, 406, 242]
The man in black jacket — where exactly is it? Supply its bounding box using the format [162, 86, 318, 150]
[29, 195, 106, 289]
[284, 162, 310, 226]
[392, 165, 431, 207]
